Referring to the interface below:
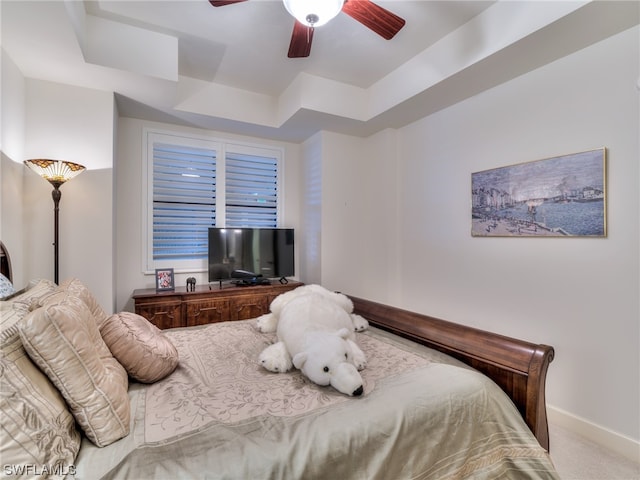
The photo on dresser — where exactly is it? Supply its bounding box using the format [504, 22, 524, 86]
[155, 268, 175, 292]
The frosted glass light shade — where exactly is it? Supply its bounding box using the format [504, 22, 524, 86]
[282, 0, 344, 27]
[24, 159, 86, 187]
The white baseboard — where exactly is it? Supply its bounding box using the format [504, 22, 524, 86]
[548, 405, 640, 463]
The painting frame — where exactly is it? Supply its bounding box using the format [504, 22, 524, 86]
[155, 268, 175, 292]
[471, 148, 607, 237]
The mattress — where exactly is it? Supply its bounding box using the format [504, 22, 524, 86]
[71, 319, 559, 479]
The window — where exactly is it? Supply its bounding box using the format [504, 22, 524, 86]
[225, 152, 278, 228]
[144, 131, 283, 273]
[152, 142, 216, 262]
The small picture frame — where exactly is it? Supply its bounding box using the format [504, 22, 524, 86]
[155, 268, 175, 292]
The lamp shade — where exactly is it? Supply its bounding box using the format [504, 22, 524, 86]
[24, 159, 86, 187]
[282, 0, 344, 27]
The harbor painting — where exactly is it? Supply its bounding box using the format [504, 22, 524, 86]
[472, 148, 607, 237]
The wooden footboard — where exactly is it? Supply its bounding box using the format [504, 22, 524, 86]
[349, 296, 555, 451]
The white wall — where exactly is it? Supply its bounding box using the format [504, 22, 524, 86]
[316, 26, 639, 450]
[1, 155, 25, 285]
[114, 117, 303, 312]
[22, 80, 115, 311]
[317, 129, 402, 304]
[299, 132, 323, 286]
[1, 51, 26, 286]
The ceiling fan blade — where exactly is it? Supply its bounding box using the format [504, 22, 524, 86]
[208, 0, 248, 6]
[342, 0, 405, 40]
[288, 21, 314, 58]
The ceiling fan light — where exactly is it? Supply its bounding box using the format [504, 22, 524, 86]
[283, 0, 344, 27]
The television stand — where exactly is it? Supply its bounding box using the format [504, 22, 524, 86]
[132, 280, 303, 330]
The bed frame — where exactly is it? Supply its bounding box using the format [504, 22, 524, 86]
[350, 295, 554, 451]
[0, 241, 12, 282]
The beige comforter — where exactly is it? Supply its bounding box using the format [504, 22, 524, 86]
[72, 320, 559, 479]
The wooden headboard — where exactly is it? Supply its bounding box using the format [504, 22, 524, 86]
[350, 295, 555, 451]
[0, 241, 11, 283]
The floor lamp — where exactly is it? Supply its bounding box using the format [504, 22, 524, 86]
[24, 159, 86, 285]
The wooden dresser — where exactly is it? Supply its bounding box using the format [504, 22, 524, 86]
[132, 280, 302, 329]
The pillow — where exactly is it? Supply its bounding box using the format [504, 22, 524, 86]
[19, 295, 130, 447]
[101, 312, 179, 383]
[0, 301, 81, 477]
[0, 299, 30, 343]
[0, 273, 15, 299]
[7, 278, 58, 309]
[58, 278, 110, 330]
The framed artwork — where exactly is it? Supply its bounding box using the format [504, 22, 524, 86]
[155, 268, 175, 292]
[472, 148, 607, 237]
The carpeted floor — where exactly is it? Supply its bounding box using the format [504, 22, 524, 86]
[549, 423, 640, 479]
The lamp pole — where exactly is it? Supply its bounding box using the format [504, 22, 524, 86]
[51, 182, 62, 284]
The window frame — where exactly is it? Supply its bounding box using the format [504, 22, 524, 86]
[142, 129, 284, 275]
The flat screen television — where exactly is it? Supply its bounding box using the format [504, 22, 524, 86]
[208, 228, 295, 283]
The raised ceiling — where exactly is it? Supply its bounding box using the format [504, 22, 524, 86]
[2, 1, 638, 142]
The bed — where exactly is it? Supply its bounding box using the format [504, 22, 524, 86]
[0, 242, 559, 479]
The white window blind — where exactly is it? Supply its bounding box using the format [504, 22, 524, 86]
[225, 153, 278, 228]
[153, 143, 216, 260]
[146, 131, 283, 271]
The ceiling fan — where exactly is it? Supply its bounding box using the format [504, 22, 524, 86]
[208, 0, 406, 58]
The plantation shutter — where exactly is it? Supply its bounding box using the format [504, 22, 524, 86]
[225, 152, 278, 228]
[153, 143, 216, 260]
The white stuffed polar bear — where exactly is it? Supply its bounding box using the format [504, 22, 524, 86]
[257, 285, 369, 397]
[256, 284, 369, 334]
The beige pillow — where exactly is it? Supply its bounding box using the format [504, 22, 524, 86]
[7, 278, 58, 310]
[0, 299, 30, 344]
[0, 301, 80, 478]
[57, 278, 110, 330]
[19, 295, 130, 447]
[37, 278, 110, 330]
[101, 312, 179, 383]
